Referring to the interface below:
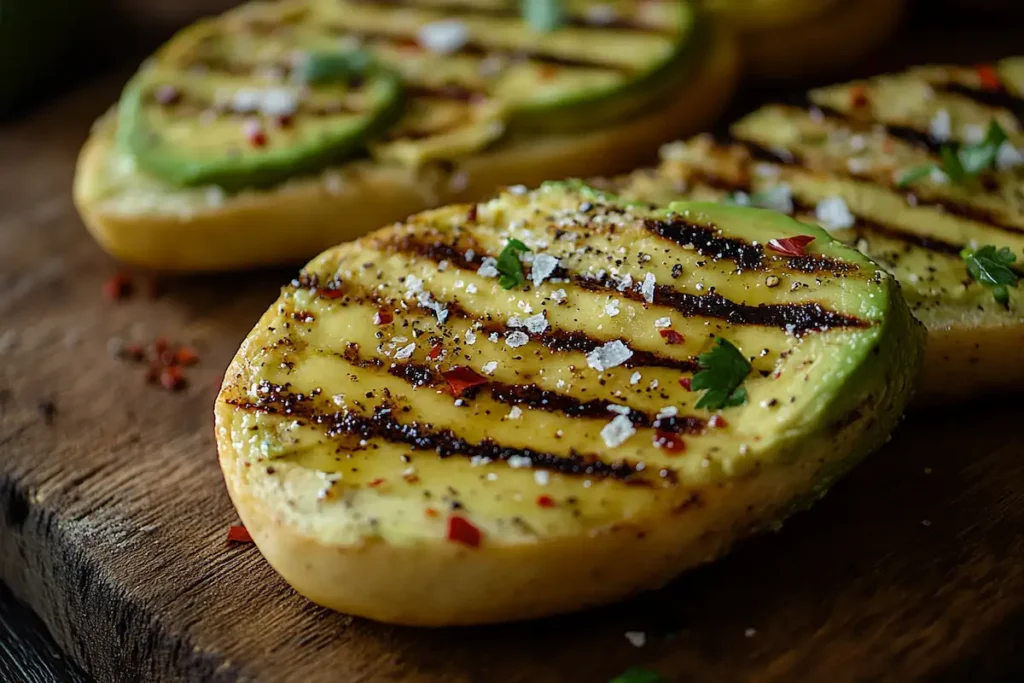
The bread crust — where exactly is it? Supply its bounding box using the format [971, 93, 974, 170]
[74, 32, 739, 272]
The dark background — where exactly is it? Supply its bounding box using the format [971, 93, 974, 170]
[1, 0, 1023, 680]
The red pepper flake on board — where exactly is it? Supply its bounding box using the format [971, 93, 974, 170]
[159, 366, 186, 391]
[678, 377, 691, 391]
[447, 515, 482, 547]
[659, 329, 685, 345]
[653, 430, 686, 453]
[103, 273, 134, 301]
[442, 366, 488, 397]
[537, 494, 556, 508]
[849, 84, 870, 109]
[226, 525, 253, 545]
[374, 308, 394, 325]
[708, 414, 727, 429]
[175, 346, 200, 366]
[767, 235, 815, 257]
[427, 342, 443, 360]
[976, 64, 1001, 91]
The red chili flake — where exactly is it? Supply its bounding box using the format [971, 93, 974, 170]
[244, 120, 267, 147]
[659, 329, 685, 345]
[159, 366, 186, 391]
[537, 494, 556, 508]
[708, 414, 728, 429]
[103, 273, 133, 301]
[275, 113, 294, 128]
[154, 337, 169, 354]
[447, 515, 482, 547]
[427, 342, 443, 360]
[318, 287, 345, 300]
[374, 308, 394, 325]
[538, 64, 559, 81]
[425, 507, 440, 518]
[653, 430, 686, 453]
[679, 377, 691, 391]
[849, 84, 870, 108]
[159, 349, 177, 366]
[368, 478, 386, 488]
[226, 525, 253, 544]
[976, 64, 1001, 91]
[175, 346, 200, 366]
[442, 366, 488, 397]
[123, 344, 145, 361]
[466, 204, 478, 222]
[397, 37, 423, 53]
[767, 235, 815, 257]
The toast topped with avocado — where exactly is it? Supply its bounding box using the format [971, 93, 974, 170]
[612, 58, 1024, 402]
[74, 0, 739, 271]
[214, 182, 922, 625]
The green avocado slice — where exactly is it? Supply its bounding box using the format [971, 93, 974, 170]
[117, 10, 403, 191]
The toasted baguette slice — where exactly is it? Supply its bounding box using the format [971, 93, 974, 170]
[73, 28, 738, 272]
[611, 59, 1024, 403]
[720, 0, 906, 81]
[215, 183, 922, 625]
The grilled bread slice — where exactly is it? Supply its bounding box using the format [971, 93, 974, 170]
[214, 182, 922, 625]
[73, 0, 738, 272]
[612, 59, 1024, 403]
[704, 0, 906, 81]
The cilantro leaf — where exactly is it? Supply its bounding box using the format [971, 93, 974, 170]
[960, 244, 1019, 305]
[940, 145, 966, 184]
[610, 667, 665, 683]
[896, 164, 936, 188]
[959, 121, 1008, 175]
[523, 0, 563, 32]
[496, 238, 531, 290]
[691, 338, 751, 411]
[299, 50, 373, 84]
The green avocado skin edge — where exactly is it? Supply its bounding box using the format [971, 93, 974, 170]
[116, 68, 405, 192]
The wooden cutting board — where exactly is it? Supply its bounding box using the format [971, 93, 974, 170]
[3, 29, 1024, 683]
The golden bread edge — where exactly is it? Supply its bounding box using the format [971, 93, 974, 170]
[74, 30, 740, 272]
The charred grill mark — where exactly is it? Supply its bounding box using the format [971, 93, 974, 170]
[380, 235, 866, 335]
[329, 28, 635, 73]
[577, 277, 867, 335]
[731, 133, 1024, 239]
[644, 218, 765, 271]
[289, 273, 698, 372]
[229, 382, 672, 483]
[144, 84, 361, 117]
[345, 0, 674, 33]
[939, 83, 1024, 125]
[406, 84, 487, 102]
[315, 346, 704, 430]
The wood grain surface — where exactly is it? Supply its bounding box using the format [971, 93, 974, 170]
[2, 10, 1024, 683]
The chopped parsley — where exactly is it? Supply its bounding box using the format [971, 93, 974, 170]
[897, 121, 1008, 187]
[496, 238, 531, 289]
[691, 338, 751, 410]
[299, 50, 373, 84]
[523, 0, 563, 32]
[960, 244, 1018, 305]
[610, 667, 664, 683]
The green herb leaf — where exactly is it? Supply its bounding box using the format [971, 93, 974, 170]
[896, 164, 935, 188]
[959, 121, 1008, 175]
[610, 667, 665, 683]
[940, 145, 966, 184]
[523, 0, 563, 32]
[691, 338, 751, 411]
[497, 238, 531, 290]
[960, 244, 1019, 305]
[299, 50, 372, 84]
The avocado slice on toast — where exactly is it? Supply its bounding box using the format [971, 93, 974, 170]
[215, 182, 922, 625]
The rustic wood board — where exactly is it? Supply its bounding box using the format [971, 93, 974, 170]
[3, 18, 1024, 683]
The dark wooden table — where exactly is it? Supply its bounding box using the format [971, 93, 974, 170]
[2, 4, 1024, 683]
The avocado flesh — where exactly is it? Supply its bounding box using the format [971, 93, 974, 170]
[118, 7, 404, 191]
[116, 0, 701, 186]
[220, 183, 921, 593]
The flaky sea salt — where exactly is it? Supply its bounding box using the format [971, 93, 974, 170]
[505, 331, 529, 348]
[482, 361, 498, 375]
[586, 340, 633, 372]
[530, 253, 559, 286]
[418, 19, 470, 54]
[394, 343, 416, 360]
[641, 273, 656, 303]
[601, 414, 636, 447]
[477, 257, 499, 278]
[815, 196, 856, 232]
